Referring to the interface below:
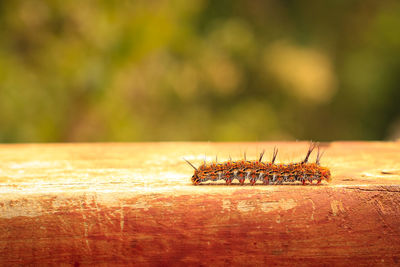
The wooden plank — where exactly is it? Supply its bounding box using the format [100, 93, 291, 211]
[0, 142, 400, 265]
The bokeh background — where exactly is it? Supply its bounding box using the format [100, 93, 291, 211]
[1, 0, 399, 142]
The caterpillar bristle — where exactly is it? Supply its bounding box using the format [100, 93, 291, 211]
[183, 158, 197, 171]
[259, 150, 265, 162]
[272, 146, 278, 164]
[302, 142, 316, 163]
[316, 144, 325, 165]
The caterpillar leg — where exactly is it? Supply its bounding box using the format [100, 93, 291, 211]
[263, 180, 269, 185]
[302, 180, 306, 185]
[317, 179, 321, 184]
[250, 174, 257, 185]
[248, 174, 262, 185]
[238, 173, 245, 185]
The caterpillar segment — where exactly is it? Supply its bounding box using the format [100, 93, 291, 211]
[185, 143, 331, 185]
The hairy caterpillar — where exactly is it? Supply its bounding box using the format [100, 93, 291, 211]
[185, 143, 331, 185]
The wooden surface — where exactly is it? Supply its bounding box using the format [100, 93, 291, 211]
[0, 141, 400, 266]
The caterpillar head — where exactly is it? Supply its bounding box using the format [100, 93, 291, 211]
[193, 165, 216, 184]
[184, 158, 201, 185]
[191, 172, 201, 185]
[320, 167, 331, 183]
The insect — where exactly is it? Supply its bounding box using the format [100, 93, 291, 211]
[184, 143, 331, 185]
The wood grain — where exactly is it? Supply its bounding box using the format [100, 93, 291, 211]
[0, 142, 400, 265]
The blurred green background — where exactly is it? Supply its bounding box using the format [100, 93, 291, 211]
[0, 0, 399, 142]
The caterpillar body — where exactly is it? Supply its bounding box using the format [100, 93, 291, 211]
[185, 143, 331, 185]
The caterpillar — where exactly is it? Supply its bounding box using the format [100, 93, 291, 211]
[184, 143, 331, 185]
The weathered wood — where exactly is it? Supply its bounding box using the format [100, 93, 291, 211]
[0, 142, 400, 265]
